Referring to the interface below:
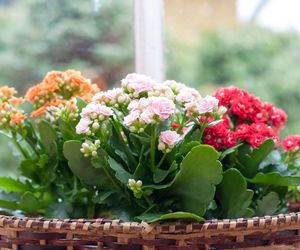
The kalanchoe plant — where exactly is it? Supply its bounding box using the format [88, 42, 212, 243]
[1, 71, 300, 222]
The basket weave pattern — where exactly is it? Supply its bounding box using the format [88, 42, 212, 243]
[1, 213, 300, 249]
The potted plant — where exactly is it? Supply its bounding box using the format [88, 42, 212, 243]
[0, 71, 300, 249]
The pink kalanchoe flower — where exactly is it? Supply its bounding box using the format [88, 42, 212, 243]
[81, 103, 113, 118]
[149, 97, 176, 120]
[76, 117, 92, 134]
[121, 73, 155, 96]
[184, 95, 218, 116]
[176, 87, 201, 104]
[282, 135, 300, 152]
[196, 96, 219, 114]
[123, 110, 140, 127]
[158, 130, 180, 151]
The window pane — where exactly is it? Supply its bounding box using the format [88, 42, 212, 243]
[0, 0, 133, 91]
[165, 0, 300, 135]
[0, 0, 133, 175]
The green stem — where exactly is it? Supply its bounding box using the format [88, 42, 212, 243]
[156, 153, 167, 170]
[111, 120, 137, 166]
[133, 145, 145, 177]
[72, 176, 78, 197]
[142, 193, 152, 207]
[150, 125, 157, 171]
[198, 116, 209, 143]
[24, 136, 39, 156]
[102, 163, 123, 192]
[12, 132, 30, 159]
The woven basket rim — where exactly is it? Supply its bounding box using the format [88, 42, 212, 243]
[1, 212, 300, 235]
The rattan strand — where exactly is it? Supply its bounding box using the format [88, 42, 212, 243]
[0, 213, 300, 249]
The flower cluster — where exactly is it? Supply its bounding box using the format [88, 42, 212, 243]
[215, 86, 287, 129]
[25, 70, 99, 117]
[185, 95, 219, 117]
[93, 88, 130, 108]
[158, 130, 181, 152]
[124, 97, 176, 132]
[76, 73, 221, 157]
[0, 86, 26, 130]
[128, 179, 143, 199]
[281, 135, 300, 152]
[202, 87, 287, 149]
[76, 102, 113, 135]
[80, 139, 101, 158]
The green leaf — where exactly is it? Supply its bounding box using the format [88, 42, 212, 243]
[129, 133, 150, 145]
[207, 119, 223, 127]
[135, 211, 204, 223]
[108, 157, 133, 184]
[249, 172, 300, 186]
[153, 161, 178, 183]
[38, 120, 58, 160]
[0, 177, 31, 193]
[216, 168, 254, 219]
[92, 190, 116, 204]
[238, 139, 274, 178]
[219, 143, 242, 161]
[91, 148, 109, 168]
[19, 192, 42, 212]
[167, 145, 223, 216]
[76, 97, 87, 111]
[178, 141, 200, 155]
[0, 199, 18, 210]
[20, 159, 39, 182]
[256, 192, 280, 216]
[63, 140, 110, 187]
[19, 100, 33, 116]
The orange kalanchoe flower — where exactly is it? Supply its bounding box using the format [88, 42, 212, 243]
[0, 86, 17, 102]
[10, 112, 27, 124]
[9, 97, 25, 106]
[25, 70, 100, 112]
[31, 106, 47, 118]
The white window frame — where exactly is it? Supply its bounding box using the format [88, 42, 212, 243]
[134, 0, 165, 81]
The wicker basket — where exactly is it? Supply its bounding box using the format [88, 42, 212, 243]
[1, 213, 300, 250]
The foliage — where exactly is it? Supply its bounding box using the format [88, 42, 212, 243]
[0, 0, 133, 174]
[1, 71, 300, 222]
[196, 26, 300, 136]
[167, 26, 300, 135]
[0, 0, 133, 91]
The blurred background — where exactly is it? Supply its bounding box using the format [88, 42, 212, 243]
[1, 0, 300, 175]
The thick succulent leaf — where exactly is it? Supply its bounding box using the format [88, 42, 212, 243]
[108, 157, 133, 184]
[20, 159, 40, 182]
[135, 211, 204, 223]
[19, 100, 33, 115]
[0, 199, 18, 210]
[0, 177, 31, 193]
[167, 145, 222, 216]
[76, 97, 87, 111]
[63, 140, 110, 187]
[178, 141, 200, 156]
[38, 120, 58, 161]
[256, 192, 280, 216]
[216, 168, 254, 219]
[219, 143, 242, 161]
[153, 161, 178, 183]
[19, 192, 43, 212]
[249, 172, 300, 186]
[237, 139, 274, 178]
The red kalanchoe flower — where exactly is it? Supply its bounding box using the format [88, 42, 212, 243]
[223, 131, 237, 148]
[235, 124, 251, 141]
[265, 103, 288, 131]
[282, 135, 300, 152]
[248, 133, 266, 148]
[171, 122, 180, 129]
